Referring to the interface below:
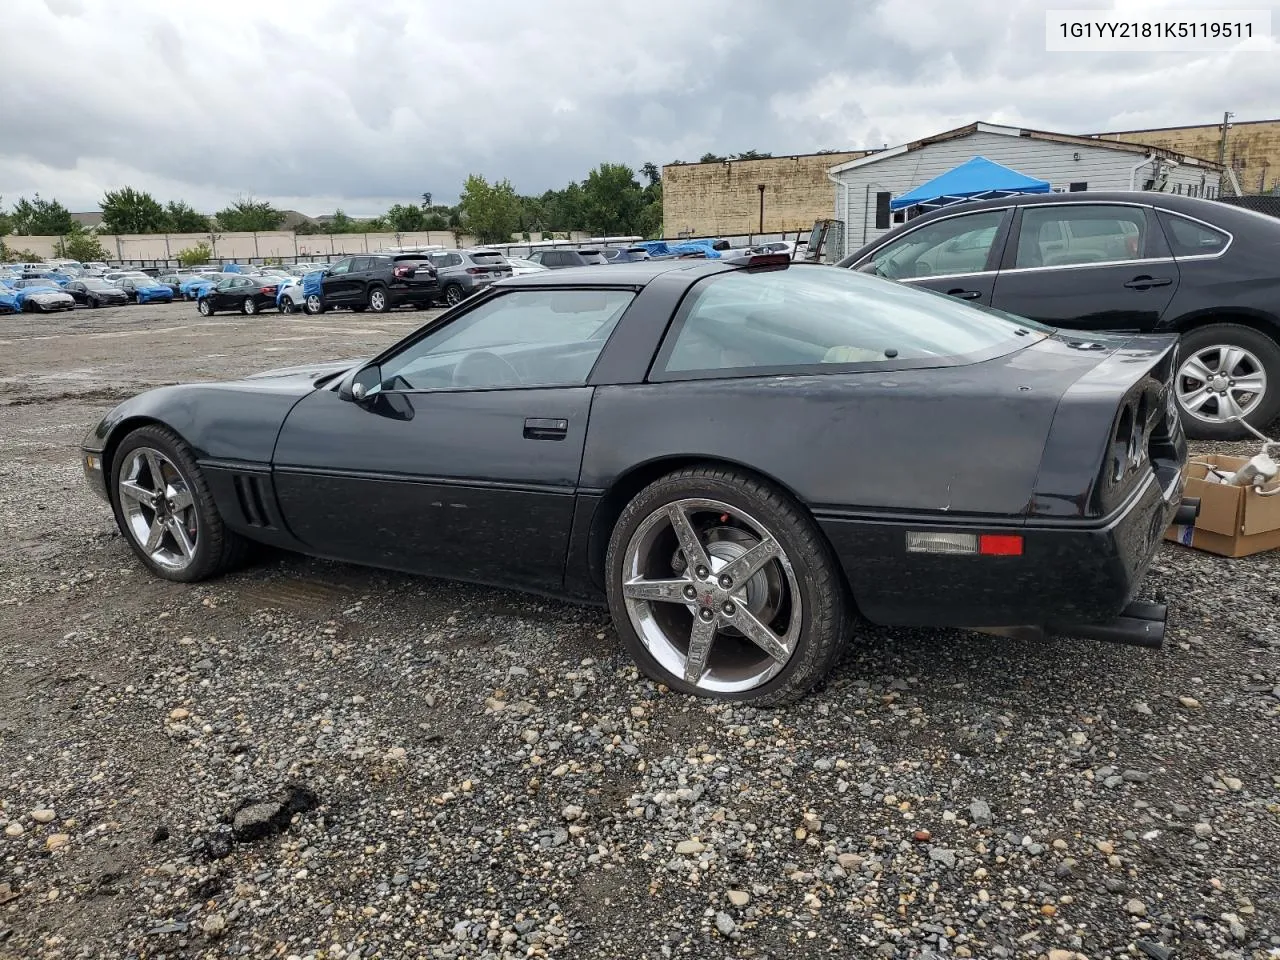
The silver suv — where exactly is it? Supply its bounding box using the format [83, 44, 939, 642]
[426, 249, 514, 306]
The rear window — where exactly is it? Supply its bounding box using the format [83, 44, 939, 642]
[469, 252, 506, 264]
[1157, 211, 1230, 257]
[655, 265, 1048, 379]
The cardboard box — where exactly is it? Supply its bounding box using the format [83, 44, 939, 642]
[1164, 454, 1280, 557]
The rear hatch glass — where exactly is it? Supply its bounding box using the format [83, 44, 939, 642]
[471, 252, 511, 272]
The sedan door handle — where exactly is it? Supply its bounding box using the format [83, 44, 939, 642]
[1123, 276, 1173, 290]
[946, 288, 982, 300]
[523, 418, 568, 441]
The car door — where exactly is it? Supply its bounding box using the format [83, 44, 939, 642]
[271, 286, 638, 591]
[66, 282, 85, 304]
[347, 257, 374, 303]
[210, 277, 242, 308]
[852, 208, 1010, 305]
[990, 203, 1179, 332]
[320, 257, 355, 305]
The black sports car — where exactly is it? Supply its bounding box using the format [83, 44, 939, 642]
[64, 278, 129, 308]
[197, 275, 280, 315]
[81, 256, 1194, 704]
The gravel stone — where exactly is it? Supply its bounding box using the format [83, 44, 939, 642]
[2, 302, 1277, 959]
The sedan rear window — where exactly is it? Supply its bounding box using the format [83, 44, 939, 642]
[655, 266, 1047, 379]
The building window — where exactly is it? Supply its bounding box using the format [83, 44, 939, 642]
[874, 192, 891, 230]
[1069, 182, 1088, 192]
[892, 210, 905, 224]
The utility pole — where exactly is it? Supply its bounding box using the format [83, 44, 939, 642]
[1218, 111, 1234, 193]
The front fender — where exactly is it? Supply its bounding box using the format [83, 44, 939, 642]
[81, 382, 311, 469]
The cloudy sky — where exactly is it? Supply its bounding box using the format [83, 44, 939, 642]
[3, 0, 1277, 216]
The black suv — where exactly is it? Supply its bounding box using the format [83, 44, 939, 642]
[838, 192, 1280, 439]
[526, 248, 610, 269]
[317, 254, 440, 313]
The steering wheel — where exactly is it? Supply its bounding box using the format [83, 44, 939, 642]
[873, 257, 902, 280]
[451, 350, 523, 388]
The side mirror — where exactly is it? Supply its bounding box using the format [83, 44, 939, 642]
[855, 261, 879, 275]
[338, 363, 382, 403]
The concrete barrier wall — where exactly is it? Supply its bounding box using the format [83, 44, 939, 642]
[4, 231, 480, 261]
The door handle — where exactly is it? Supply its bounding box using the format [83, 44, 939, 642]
[946, 289, 982, 300]
[1123, 276, 1172, 290]
[523, 418, 568, 441]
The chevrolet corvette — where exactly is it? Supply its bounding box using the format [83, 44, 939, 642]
[81, 256, 1195, 704]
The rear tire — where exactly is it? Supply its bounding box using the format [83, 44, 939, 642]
[242, 297, 257, 315]
[109, 424, 249, 583]
[605, 466, 852, 706]
[1175, 323, 1280, 440]
[367, 286, 389, 313]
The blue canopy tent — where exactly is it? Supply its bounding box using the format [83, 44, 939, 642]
[891, 156, 1051, 211]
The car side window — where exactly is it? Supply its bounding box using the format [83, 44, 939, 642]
[1157, 211, 1230, 257]
[1014, 205, 1147, 268]
[448, 253, 463, 268]
[328, 259, 352, 276]
[351, 257, 372, 272]
[865, 211, 1004, 280]
[657, 266, 1039, 378]
[375, 289, 636, 392]
[527, 252, 543, 264]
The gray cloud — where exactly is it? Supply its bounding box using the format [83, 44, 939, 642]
[3, 0, 1277, 215]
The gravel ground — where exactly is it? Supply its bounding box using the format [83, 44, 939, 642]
[1, 301, 1279, 960]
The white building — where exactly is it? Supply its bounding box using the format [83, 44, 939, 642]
[826, 121, 1225, 257]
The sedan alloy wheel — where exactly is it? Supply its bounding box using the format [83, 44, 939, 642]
[242, 297, 258, 315]
[1176, 344, 1267, 425]
[116, 447, 199, 572]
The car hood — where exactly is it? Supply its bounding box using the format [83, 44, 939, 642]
[241, 358, 365, 385]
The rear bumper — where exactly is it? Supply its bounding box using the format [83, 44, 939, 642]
[818, 470, 1184, 635]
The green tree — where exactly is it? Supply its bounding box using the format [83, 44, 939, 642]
[582, 163, 644, 236]
[641, 162, 660, 187]
[386, 203, 428, 232]
[325, 209, 357, 234]
[540, 184, 586, 232]
[699, 153, 726, 163]
[165, 201, 210, 232]
[215, 197, 284, 231]
[176, 241, 214, 267]
[457, 174, 521, 244]
[8, 194, 75, 235]
[57, 225, 108, 262]
[100, 186, 167, 233]
[0, 196, 12, 238]
[733, 149, 772, 160]
[639, 179, 663, 238]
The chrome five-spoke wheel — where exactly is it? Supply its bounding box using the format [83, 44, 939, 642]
[117, 447, 199, 571]
[1177, 344, 1267, 424]
[620, 497, 801, 694]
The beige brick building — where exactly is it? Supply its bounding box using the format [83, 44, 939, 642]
[662, 151, 870, 238]
[1092, 118, 1280, 195]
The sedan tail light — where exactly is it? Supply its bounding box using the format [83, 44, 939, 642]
[261, 285, 277, 295]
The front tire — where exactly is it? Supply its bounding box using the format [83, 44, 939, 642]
[305, 293, 324, 314]
[280, 296, 295, 315]
[109, 424, 248, 583]
[198, 298, 214, 316]
[443, 283, 464, 306]
[605, 466, 852, 706]
[89, 297, 99, 308]
[1175, 323, 1280, 440]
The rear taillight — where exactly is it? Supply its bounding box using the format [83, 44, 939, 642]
[261, 285, 276, 295]
[394, 265, 413, 278]
[466, 267, 486, 275]
[905, 532, 1024, 556]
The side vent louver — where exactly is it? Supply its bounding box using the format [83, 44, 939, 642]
[233, 474, 278, 530]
